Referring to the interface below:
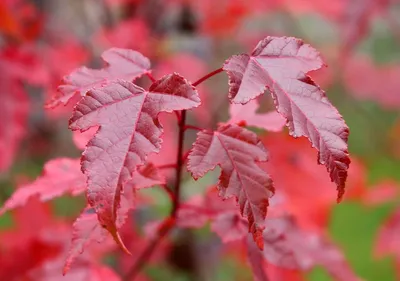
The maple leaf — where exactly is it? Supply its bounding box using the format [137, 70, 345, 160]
[0, 158, 85, 215]
[48, 48, 151, 108]
[223, 36, 350, 200]
[69, 75, 199, 249]
[228, 99, 285, 131]
[188, 124, 274, 249]
[247, 216, 361, 281]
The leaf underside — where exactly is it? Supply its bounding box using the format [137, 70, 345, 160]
[69, 74, 199, 250]
[188, 123, 274, 249]
[223, 36, 350, 200]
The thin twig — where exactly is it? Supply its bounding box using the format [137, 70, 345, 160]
[146, 72, 156, 82]
[192, 68, 223, 87]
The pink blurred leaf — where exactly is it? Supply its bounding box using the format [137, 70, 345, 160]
[255, 216, 361, 281]
[362, 181, 399, 206]
[344, 56, 400, 109]
[0, 78, 29, 172]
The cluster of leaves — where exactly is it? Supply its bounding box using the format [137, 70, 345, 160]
[2, 32, 355, 279]
[1, 0, 400, 280]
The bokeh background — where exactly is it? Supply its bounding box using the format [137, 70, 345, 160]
[1, 0, 400, 280]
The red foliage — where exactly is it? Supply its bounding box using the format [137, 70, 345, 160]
[6, 1, 396, 280]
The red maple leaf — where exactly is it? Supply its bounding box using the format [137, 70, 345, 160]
[188, 124, 274, 249]
[223, 36, 350, 200]
[48, 48, 151, 108]
[69, 75, 199, 249]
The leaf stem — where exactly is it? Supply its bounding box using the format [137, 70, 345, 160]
[192, 67, 223, 87]
[172, 110, 186, 216]
[123, 111, 187, 281]
[184, 125, 203, 131]
[146, 72, 156, 83]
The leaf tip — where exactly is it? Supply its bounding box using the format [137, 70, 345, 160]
[337, 187, 345, 203]
[255, 235, 264, 251]
[108, 225, 131, 255]
[62, 263, 70, 276]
